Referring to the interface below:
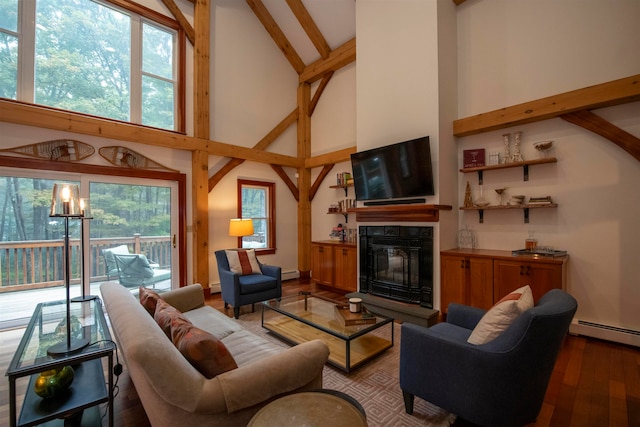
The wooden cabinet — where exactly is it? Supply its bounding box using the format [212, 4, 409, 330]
[493, 258, 565, 303]
[333, 245, 357, 291]
[440, 248, 567, 312]
[311, 242, 334, 287]
[440, 252, 493, 314]
[311, 241, 357, 292]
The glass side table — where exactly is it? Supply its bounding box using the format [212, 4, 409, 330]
[5, 298, 115, 427]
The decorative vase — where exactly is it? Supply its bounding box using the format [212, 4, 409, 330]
[502, 133, 511, 164]
[34, 365, 75, 398]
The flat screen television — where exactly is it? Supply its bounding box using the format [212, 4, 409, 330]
[350, 136, 435, 202]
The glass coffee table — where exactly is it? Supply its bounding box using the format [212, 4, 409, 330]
[262, 292, 394, 372]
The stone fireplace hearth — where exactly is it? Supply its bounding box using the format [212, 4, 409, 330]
[358, 225, 433, 309]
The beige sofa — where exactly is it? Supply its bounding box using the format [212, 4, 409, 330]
[100, 282, 329, 427]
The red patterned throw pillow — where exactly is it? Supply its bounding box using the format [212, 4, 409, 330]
[467, 285, 534, 345]
[225, 249, 262, 275]
[154, 299, 191, 338]
[170, 317, 238, 379]
[140, 286, 163, 316]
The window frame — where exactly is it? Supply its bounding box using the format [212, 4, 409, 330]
[7, 0, 185, 132]
[237, 179, 276, 255]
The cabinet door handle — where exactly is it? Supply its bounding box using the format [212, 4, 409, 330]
[527, 266, 532, 275]
[461, 260, 465, 269]
[465, 260, 470, 269]
[520, 265, 525, 275]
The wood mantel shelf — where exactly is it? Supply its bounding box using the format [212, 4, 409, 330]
[352, 204, 452, 223]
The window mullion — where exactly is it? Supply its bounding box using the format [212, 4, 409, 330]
[18, 0, 35, 102]
[130, 15, 142, 124]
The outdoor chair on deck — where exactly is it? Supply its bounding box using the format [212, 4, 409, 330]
[102, 245, 159, 280]
[113, 253, 171, 288]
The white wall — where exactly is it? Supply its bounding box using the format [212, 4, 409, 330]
[456, 0, 640, 332]
[208, 1, 358, 284]
[356, 0, 458, 308]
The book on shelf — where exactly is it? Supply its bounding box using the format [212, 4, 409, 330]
[528, 196, 553, 205]
[337, 172, 352, 186]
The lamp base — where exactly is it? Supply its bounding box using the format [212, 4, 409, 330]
[70, 295, 98, 302]
[47, 338, 90, 356]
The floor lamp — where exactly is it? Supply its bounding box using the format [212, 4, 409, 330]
[47, 183, 90, 356]
[71, 198, 97, 303]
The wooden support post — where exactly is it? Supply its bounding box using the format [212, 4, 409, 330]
[297, 83, 312, 280]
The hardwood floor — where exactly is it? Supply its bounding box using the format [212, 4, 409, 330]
[1, 280, 639, 427]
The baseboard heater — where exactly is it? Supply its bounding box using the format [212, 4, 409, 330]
[571, 320, 640, 347]
[282, 270, 299, 281]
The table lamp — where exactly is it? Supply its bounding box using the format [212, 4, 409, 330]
[229, 218, 254, 246]
[48, 183, 90, 356]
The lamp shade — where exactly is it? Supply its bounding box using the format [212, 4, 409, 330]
[79, 198, 91, 218]
[229, 218, 254, 237]
[50, 183, 81, 217]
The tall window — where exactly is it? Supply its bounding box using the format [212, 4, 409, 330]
[237, 179, 275, 254]
[0, 0, 183, 131]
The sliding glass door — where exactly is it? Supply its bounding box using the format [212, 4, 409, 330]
[0, 168, 179, 330]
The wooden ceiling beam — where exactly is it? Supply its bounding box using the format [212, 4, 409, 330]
[309, 164, 334, 201]
[454, 74, 640, 137]
[286, 0, 331, 59]
[246, 0, 305, 74]
[207, 109, 300, 191]
[305, 146, 356, 169]
[0, 99, 302, 167]
[561, 110, 640, 162]
[272, 164, 299, 201]
[309, 72, 334, 116]
[299, 37, 356, 84]
[161, 0, 195, 45]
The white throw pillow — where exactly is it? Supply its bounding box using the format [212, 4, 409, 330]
[467, 285, 534, 345]
[225, 249, 262, 276]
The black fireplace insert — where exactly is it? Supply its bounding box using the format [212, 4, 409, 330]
[359, 226, 433, 308]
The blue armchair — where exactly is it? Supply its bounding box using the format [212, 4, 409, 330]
[214, 250, 282, 319]
[400, 289, 577, 427]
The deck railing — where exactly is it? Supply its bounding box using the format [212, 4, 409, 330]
[0, 234, 171, 293]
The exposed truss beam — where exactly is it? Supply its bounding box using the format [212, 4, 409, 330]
[454, 74, 640, 137]
[299, 38, 356, 84]
[271, 164, 299, 201]
[309, 72, 334, 116]
[286, 0, 331, 59]
[161, 0, 195, 45]
[305, 147, 356, 169]
[309, 164, 334, 202]
[246, 0, 305, 74]
[562, 110, 640, 162]
[207, 109, 300, 190]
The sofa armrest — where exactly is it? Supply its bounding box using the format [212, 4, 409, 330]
[205, 339, 329, 413]
[161, 284, 205, 312]
[446, 302, 486, 330]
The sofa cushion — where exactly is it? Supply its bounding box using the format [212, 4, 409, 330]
[171, 316, 238, 379]
[225, 249, 261, 275]
[139, 286, 162, 316]
[467, 285, 534, 345]
[154, 299, 191, 338]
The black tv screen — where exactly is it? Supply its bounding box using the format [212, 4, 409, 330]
[350, 136, 435, 202]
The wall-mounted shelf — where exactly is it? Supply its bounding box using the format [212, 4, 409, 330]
[328, 210, 350, 222]
[330, 183, 353, 196]
[460, 203, 558, 224]
[460, 157, 557, 184]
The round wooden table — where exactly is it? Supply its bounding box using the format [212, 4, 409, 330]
[248, 389, 367, 427]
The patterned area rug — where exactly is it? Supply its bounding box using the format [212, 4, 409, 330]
[235, 312, 455, 427]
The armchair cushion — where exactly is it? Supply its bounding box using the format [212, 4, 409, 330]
[170, 316, 238, 379]
[225, 249, 261, 275]
[468, 285, 533, 345]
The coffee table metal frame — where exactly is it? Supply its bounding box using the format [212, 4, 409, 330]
[261, 292, 394, 372]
